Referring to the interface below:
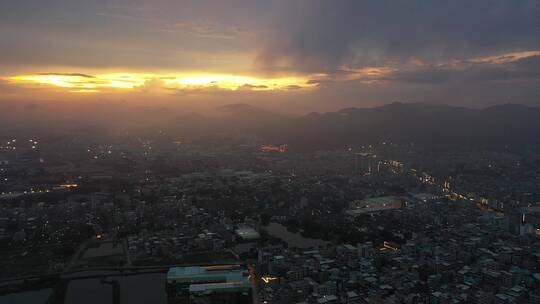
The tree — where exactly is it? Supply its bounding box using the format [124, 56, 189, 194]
[260, 213, 271, 226]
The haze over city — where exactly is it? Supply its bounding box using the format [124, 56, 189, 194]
[1, 1, 540, 304]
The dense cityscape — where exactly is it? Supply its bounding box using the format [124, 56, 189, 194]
[0, 131, 539, 303]
[2, 1, 540, 303]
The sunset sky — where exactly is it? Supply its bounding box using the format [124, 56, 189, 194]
[2, 0, 540, 113]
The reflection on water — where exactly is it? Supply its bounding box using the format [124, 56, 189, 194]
[65, 278, 112, 304]
[120, 273, 166, 304]
[265, 222, 329, 248]
[64, 273, 166, 304]
[82, 241, 124, 259]
[2, 273, 167, 304]
[0, 289, 52, 304]
[0, 228, 324, 304]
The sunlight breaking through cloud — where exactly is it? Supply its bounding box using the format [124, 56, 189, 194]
[8, 72, 316, 93]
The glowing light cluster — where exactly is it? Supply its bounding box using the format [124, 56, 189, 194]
[8, 72, 315, 93]
[261, 276, 278, 284]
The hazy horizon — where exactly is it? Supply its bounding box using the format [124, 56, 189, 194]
[2, 0, 540, 114]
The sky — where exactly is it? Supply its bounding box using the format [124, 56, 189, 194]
[1, 0, 540, 114]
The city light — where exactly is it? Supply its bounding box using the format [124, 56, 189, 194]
[261, 276, 278, 284]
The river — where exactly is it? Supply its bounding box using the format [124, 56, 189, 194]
[0, 273, 167, 304]
[265, 222, 329, 248]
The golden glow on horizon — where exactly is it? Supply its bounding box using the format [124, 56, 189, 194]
[6, 50, 540, 96]
[469, 50, 540, 64]
[312, 66, 396, 84]
[8, 72, 315, 93]
[442, 50, 540, 68]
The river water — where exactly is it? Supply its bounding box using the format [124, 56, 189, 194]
[1, 223, 327, 303]
[64, 273, 166, 304]
[0, 289, 53, 304]
[265, 222, 329, 248]
[0, 273, 167, 304]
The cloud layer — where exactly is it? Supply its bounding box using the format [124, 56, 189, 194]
[256, 1, 540, 72]
[1, 0, 540, 111]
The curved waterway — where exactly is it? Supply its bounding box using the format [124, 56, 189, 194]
[265, 222, 329, 248]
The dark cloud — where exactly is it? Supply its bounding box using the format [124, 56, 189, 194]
[38, 73, 95, 78]
[384, 68, 456, 84]
[285, 85, 302, 90]
[384, 55, 540, 84]
[238, 84, 269, 90]
[256, 1, 540, 73]
[510, 55, 540, 79]
[2, 0, 539, 74]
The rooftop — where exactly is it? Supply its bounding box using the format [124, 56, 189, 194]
[235, 228, 260, 240]
[167, 265, 250, 285]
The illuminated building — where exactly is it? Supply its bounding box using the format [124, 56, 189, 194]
[382, 241, 400, 252]
[166, 265, 252, 304]
[59, 183, 79, 189]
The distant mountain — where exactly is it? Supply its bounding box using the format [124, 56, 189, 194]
[169, 102, 540, 148]
[173, 103, 290, 137]
[214, 103, 270, 116]
[213, 102, 284, 120]
[2, 101, 539, 149]
[270, 102, 540, 149]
